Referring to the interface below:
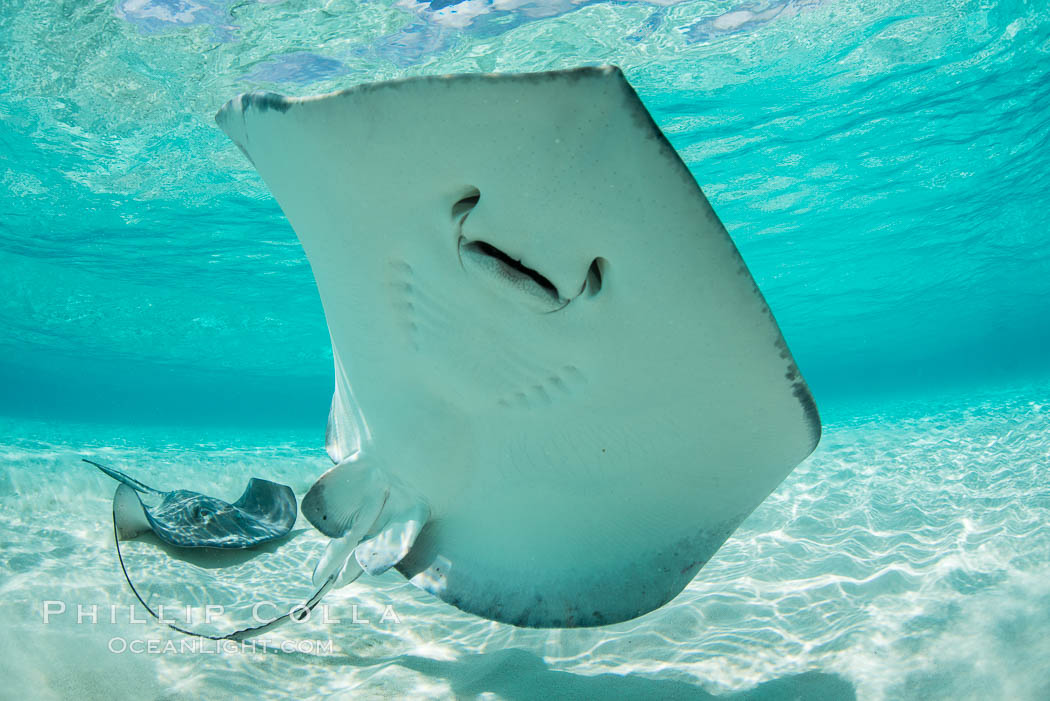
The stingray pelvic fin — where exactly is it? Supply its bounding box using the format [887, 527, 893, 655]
[303, 455, 430, 587]
[355, 502, 429, 575]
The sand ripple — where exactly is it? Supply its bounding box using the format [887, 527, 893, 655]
[1, 383, 1048, 699]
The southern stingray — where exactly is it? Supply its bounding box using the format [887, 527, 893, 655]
[215, 66, 821, 628]
[85, 459, 297, 548]
[85, 459, 325, 639]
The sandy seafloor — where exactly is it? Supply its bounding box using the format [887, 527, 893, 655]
[2, 381, 1048, 701]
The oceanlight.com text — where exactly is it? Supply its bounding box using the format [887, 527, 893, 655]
[107, 637, 334, 655]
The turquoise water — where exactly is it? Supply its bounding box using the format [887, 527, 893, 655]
[3, 0, 1048, 424]
[2, 0, 1049, 698]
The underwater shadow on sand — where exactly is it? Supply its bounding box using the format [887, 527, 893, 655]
[129, 528, 313, 569]
[277, 646, 856, 700]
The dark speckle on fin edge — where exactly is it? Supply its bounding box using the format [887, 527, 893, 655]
[239, 91, 294, 114]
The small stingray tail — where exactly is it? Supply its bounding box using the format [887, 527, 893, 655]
[111, 502, 338, 642]
[82, 458, 163, 495]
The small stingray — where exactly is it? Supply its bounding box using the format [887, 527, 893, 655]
[86, 459, 329, 640]
[85, 459, 297, 548]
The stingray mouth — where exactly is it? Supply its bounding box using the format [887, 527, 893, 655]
[459, 237, 567, 312]
[457, 237, 604, 314]
[452, 189, 605, 313]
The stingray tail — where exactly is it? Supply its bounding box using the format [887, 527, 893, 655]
[110, 499, 338, 642]
[83, 458, 164, 495]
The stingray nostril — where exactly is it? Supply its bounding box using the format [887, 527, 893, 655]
[451, 187, 480, 221]
[586, 257, 606, 297]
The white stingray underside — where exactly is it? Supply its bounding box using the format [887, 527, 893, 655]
[216, 66, 820, 627]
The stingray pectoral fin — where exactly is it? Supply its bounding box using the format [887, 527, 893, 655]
[355, 501, 430, 576]
[112, 483, 152, 541]
[231, 478, 298, 536]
